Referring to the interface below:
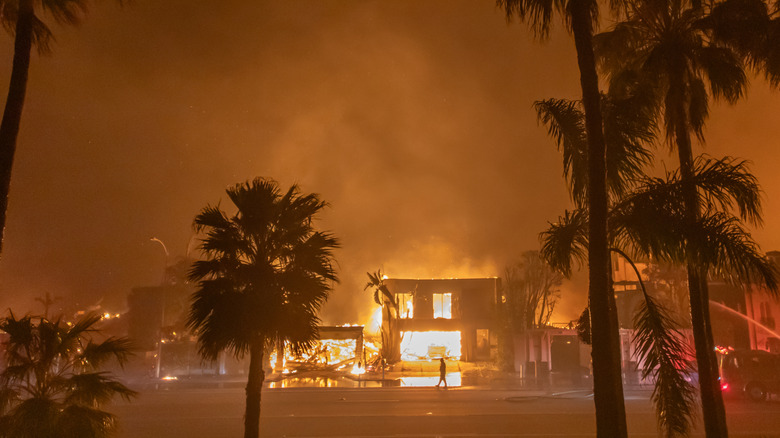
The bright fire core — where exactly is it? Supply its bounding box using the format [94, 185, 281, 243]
[400, 331, 461, 360]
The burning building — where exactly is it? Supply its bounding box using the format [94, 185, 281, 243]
[380, 277, 500, 362]
[268, 325, 378, 375]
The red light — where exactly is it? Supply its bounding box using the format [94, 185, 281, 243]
[721, 383, 729, 391]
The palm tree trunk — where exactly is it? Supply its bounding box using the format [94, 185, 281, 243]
[670, 74, 729, 438]
[382, 305, 392, 360]
[570, 1, 628, 436]
[0, 0, 34, 257]
[244, 339, 265, 438]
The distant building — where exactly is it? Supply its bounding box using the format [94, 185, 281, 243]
[382, 277, 500, 362]
[126, 286, 166, 351]
[611, 251, 780, 354]
[744, 251, 780, 353]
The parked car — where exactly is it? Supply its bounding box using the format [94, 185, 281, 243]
[719, 349, 780, 401]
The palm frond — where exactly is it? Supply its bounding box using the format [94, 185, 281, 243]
[707, 0, 769, 62]
[187, 284, 253, 360]
[602, 87, 656, 198]
[497, 0, 570, 39]
[0, 313, 34, 364]
[63, 372, 137, 407]
[576, 307, 591, 344]
[192, 204, 232, 235]
[79, 337, 135, 370]
[694, 45, 748, 104]
[54, 404, 117, 438]
[610, 248, 697, 438]
[539, 209, 589, 277]
[617, 156, 762, 224]
[633, 293, 697, 437]
[594, 22, 650, 78]
[0, 387, 19, 416]
[1, 397, 58, 438]
[40, 0, 89, 26]
[691, 213, 779, 294]
[761, 19, 780, 87]
[534, 98, 589, 205]
[534, 91, 655, 206]
[691, 156, 762, 225]
[0, 2, 55, 55]
[364, 269, 397, 310]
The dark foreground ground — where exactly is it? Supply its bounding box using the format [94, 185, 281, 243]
[113, 383, 780, 437]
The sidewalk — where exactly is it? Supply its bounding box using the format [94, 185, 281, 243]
[122, 357, 655, 394]
[124, 367, 653, 398]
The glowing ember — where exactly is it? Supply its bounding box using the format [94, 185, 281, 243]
[400, 331, 461, 360]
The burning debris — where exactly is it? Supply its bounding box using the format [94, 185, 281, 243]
[269, 326, 381, 375]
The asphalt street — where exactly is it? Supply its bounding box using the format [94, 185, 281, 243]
[113, 386, 780, 437]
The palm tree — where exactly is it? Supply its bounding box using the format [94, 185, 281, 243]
[595, 1, 753, 432]
[497, 0, 627, 433]
[0, 312, 136, 438]
[537, 88, 775, 435]
[0, 0, 120, 256]
[187, 178, 339, 438]
[541, 157, 778, 436]
[363, 269, 399, 362]
[537, 87, 688, 436]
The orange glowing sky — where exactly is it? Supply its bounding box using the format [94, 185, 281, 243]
[0, 1, 779, 324]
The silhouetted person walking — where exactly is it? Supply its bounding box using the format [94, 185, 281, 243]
[436, 358, 447, 388]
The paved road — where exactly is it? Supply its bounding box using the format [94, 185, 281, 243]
[113, 386, 780, 437]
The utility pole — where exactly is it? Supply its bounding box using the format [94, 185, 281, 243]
[35, 292, 60, 319]
[151, 237, 169, 379]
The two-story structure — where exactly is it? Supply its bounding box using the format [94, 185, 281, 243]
[382, 277, 500, 362]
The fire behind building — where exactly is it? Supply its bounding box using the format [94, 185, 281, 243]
[125, 275, 588, 378]
[381, 277, 501, 362]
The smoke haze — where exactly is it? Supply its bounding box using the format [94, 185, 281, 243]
[1, 1, 778, 326]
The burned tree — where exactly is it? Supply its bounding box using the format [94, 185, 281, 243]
[502, 251, 562, 331]
[364, 270, 400, 363]
[499, 251, 563, 375]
